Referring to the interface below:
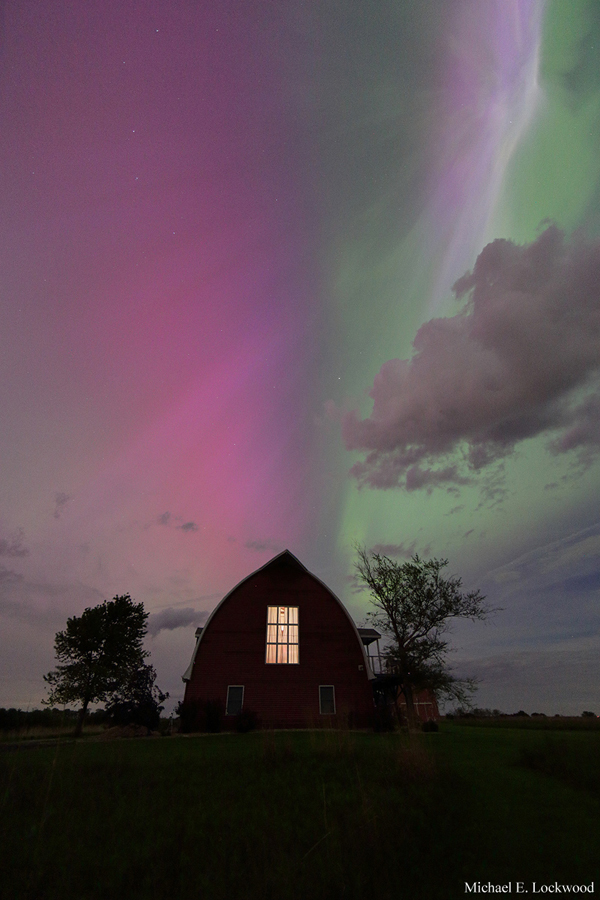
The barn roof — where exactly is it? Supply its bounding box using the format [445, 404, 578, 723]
[357, 627, 381, 646]
[182, 549, 375, 681]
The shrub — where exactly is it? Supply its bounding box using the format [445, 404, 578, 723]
[372, 705, 395, 732]
[235, 708, 258, 733]
[422, 720, 439, 733]
[204, 700, 223, 733]
[178, 699, 223, 733]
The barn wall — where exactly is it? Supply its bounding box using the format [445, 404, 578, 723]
[397, 690, 440, 723]
[183, 554, 375, 729]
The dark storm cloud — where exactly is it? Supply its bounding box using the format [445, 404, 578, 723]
[148, 607, 208, 637]
[344, 227, 600, 491]
[0, 528, 29, 558]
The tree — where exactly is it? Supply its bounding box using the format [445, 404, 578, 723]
[105, 663, 169, 730]
[354, 547, 492, 725]
[44, 594, 150, 736]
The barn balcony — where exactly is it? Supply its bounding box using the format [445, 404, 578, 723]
[357, 627, 386, 675]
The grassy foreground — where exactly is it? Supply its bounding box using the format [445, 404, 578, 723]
[0, 725, 598, 900]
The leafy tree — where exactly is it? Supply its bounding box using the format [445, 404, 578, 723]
[354, 547, 492, 725]
[44, 594, 149, 736]
[105, 663, 169, 730]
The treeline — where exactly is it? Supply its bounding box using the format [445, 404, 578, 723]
[0, 707, 108, 731]
[448, 708, 597, 718]
[446, 708, 599, 730]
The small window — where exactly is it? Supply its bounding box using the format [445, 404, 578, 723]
[319, 685, 336, 715]
[226, 685, 244, 716]
[266, 606, 299, 664]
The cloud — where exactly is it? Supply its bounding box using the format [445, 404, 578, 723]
[0, 565, 24, 588]
[457, 523, 600, 665]
[451, 643, 600, 715]
[487, 522, 600, 589]
[370, 541, 417, 558]
[53, 492, 70, 519]
[245, 539, 281, 553]
[343, 226, 600, 491]
[148, 606, 208, 637]
[0, 566, 33, 620]
[0, 529, 29, 558]
[157, 512, 198, 531]
[178, 522, 198, 533]
[0, 567, 103, 624]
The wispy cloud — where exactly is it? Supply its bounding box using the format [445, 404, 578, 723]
[452, 642, 600, 715]
[157, 513, 199, 532]
[0, 529, 29, 558]
[370, 541, 417, 558]
[178, 522, 198, 533]
[53, 492, 70, 519]
[0, 565, 24, 588]
[245, 539, 282, 553]
[0, 569, 103, 624]
[148, 606, 208, 637]
[487, 522, 600, 588]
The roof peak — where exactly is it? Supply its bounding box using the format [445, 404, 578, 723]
[259, 549, 306, 573]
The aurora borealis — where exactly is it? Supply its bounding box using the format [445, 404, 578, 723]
[1, 1, 599, 713]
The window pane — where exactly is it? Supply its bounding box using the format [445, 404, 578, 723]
[226, 686, 244, 716]
[319, 686, 335, 715]
[266, 606, 299, 664]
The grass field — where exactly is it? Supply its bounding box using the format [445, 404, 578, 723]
[0, 725, 105, 743]
[1, 724, 598, 900]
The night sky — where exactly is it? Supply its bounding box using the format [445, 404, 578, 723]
[2, 0, 599, 715]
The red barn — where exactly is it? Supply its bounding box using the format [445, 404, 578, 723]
[182, 550, 375, 728]
[182, 549, 438, 729]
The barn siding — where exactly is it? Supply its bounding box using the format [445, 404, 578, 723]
[183, 552, 376, 729]
[397, 691, 440, 723]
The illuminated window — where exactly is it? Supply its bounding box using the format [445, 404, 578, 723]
[319, 685, 335, 715]
[266, 606, 299, 664]
[226, 685, 244, 715]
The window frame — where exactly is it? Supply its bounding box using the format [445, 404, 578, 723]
[225, 685, 244, 716]
[319, 685, 336, 715]
[265, 605, 299, 664]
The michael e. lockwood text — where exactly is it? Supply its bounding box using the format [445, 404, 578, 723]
[465, 884, 595, 894]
